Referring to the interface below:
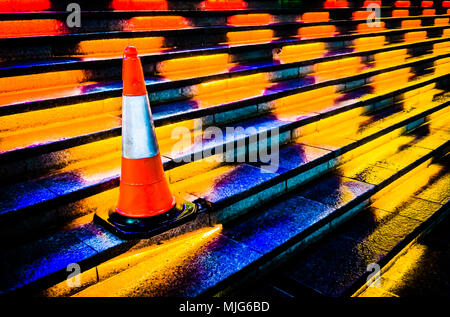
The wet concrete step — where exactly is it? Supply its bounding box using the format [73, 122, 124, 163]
[0, 89, 448, 295]
[59, 122, 449, 297]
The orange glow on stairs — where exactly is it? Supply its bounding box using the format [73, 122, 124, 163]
[324, 0, 349, 8]
[125, 16, 190, 31]
[392, 10, 409, 17]
[0, 19, 66, 38]
[314, 57, 361, 81]
[404, 31, 427, 43]
[422, 9, 436, 16]
[433, 41, 450, 54]
[372, 67, 411, 93]
[111, 0, 168, 10]
[353, 11, 373, 21]
[401, 19, 422, 29]
[421, 1, 434, 7]
[228, 14, 272, 26]
[356, 22, 386, 33]
[395, 1, 411, 7]
[374, 49, 408, 68]
[277, 42, 326, 63]
[0, 70, 87, 94]
[299, 25, 337, 39]
[0, 0, 50, 12]
[363, 0, 382, 7]
[72, 224, 223, 297]
[354, 36, 386, 51]
[226, 29, 275, 45]
[273, 86, 338, 119]
[434, 18, 449, 26]
[200, 0, 247, 10]
[301, 12, 330, 23]
[434, 57, 450, 75]
[75, 37, 164, 58]
[196, 73, 269, 107]
[157, 54, 230, 80]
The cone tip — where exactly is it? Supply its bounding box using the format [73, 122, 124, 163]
[124, 46, 138, 58]
[122, 46, 147, 96]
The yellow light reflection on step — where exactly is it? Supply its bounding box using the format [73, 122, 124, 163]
[298, 25, 337, 39]
[375, 244, 427, 294]
[0, 98, 121, 133]
[72, 224, 223, 297]
[372, 67, 411, 93]
[338, 133, 412, 177]
[434, 57, 450, 75]
[157, 54, 230, 80]
[354, 36, 386, 51]
[0, 70, 87, 94]
[226, 29, 274, 45]
[404, 31, 427, 43]
[401, 19, 422, 29]
[276, 42, 326, 63]
[433, 41, 450, 55]
[374, 49, 408, 68]
[195, 73, 268, 107]
[228, 13, 272, 26]
[314, 57, 361, 81]
[273, 85, 337, 118]
[76, 37, 164, 58]
[372, 158, 437, 208]
[356, 22, 385, 33]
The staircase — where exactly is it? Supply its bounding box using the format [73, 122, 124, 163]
[0, 0, 449, 297]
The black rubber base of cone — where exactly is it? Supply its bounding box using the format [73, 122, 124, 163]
[94, 201, 198, 239]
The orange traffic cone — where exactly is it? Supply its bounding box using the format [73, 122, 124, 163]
[94, 46, 197, 239]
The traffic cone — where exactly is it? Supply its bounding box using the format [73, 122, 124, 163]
[94, 46, 197, 239]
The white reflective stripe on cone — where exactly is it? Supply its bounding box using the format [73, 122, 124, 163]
[122, 94, 160, 159]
